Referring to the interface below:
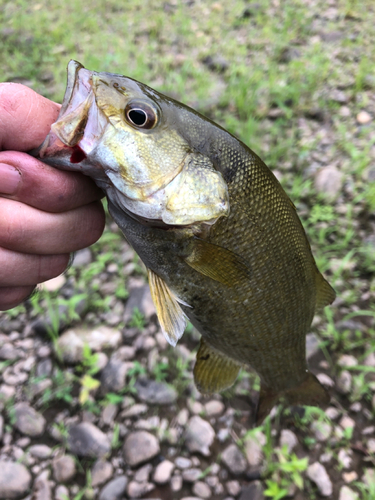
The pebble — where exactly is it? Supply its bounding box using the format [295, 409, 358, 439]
[338, 449, 352, 469]
[55, 485, 69, 500]
[135, 377, 177, 405]
[305, 332, 320, 359]
[100, 359, 133, 393]
[317, 373, 335, 387]
[339, 415, 355, 429]
[28, 445, 52, 460]
[338, 355, 357, 367]
[123, 431, 160, 466]
[33, 470, 51, 500]
[226, 480, 241, 496]
[238, 481, 264, 500]
[325, 407, 340, 420]
[153, 460, 175, 484]
[91, 460, 113, 487]
[101, 403, 118, 425]
[339, 486, 359, 500]
[192, 481, 211, 498]
[123, 284, 155, 324]
[121, 403, 148, 418]
[0, 460, 32, 499]
[307, 462, 333, 496]
[314, 166, 343, 200]
[98, 476, 128, 500]
[182, 468, 202, 482]
[185, 416, 215, 456]
[356, 111, 372, 124]
[221, 444, 247, 475]
[52, 455, 76, 482]
[244, 431, 266, 468]
[311, 421, 332, 441]
[279, 429, 298, 452]
[337, 370, 352, 394]
[134, 464, 152, 482]
[171, 475, 183, 491]
[14, 403, 46, 437]
[367, 438, 375, 453]
[67, 422, 111, 458]
[127, 481, 154, 498]
[204, 400, 225, 417]
[175, 457, 192, 469]
[342, 471, 358, 483]
[177, 408, 189, 426]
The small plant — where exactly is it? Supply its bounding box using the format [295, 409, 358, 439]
[129, 307, 145, 329]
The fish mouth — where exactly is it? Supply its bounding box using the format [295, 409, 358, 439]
[33, 60, 107, 167]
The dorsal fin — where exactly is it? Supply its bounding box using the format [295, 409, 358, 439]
[147, 269, 188, 347]
[194, 338, 241, 393]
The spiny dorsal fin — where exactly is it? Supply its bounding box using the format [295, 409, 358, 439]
[185, 239, 251, 287]
[315, 272, 336, 311]
[147, 269, 188, 347]
[194, 338, 241, 393]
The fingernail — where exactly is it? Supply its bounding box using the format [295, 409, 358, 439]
[0, 163, 21, 194]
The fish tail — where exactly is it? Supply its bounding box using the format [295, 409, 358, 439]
[255, 372, 330, 425]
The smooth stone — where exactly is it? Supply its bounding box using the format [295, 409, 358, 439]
[33, 470, 51, 500]
[14, 403, 46, 437]
[126, 481, 154, 498]
[192, 481, 211, 498]
[221, 444, 247, 475]
[307, 462, 333, 496]
[244, 431, 266, 467]
[67, 422, 111, 458]
[28, 444, 52, 459]
[135, 377, 177, 405]
[55, 485, 69, 500]
[123, 431, 160, 466]
[339, 486, 359, 500]
[185, 416, 215, 456]
[100, 360, 133, 394]
[238, 481, 264, 500]
[279, 429, 298, 452]
[314, 166, 343, 200]
[153, 460, 175, 484]
[98, 476, 128, 500]
[52, 455, 76, 482]
[0, 460, 32, 499]
[91, 460, 113, 487]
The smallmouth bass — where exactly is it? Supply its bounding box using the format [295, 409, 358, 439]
[32, 60, 335, 423]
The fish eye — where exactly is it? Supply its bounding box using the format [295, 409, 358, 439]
[125, 101, 158, 130]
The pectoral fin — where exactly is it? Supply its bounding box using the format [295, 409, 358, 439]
[194, 338, 241, 393]
[315, 272, 336, 311]
[185, 239, 251, 287]
[147, 269, 188, 347]
[256, 372, 330, 425]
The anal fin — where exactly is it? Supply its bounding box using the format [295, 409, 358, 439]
[315, 272, 336, 311]
[256, 371, 330, 425]
[147, 269, 188, 347]
[194, 338, 241, 393]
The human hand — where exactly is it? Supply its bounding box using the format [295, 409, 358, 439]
[0, 83, 106, 311]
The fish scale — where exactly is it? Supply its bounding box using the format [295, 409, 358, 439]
[32, 60, 336, 423]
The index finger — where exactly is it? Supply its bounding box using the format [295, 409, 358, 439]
[0, 83, 61, 152]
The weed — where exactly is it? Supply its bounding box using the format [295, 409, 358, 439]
[129, 307, 145, 330]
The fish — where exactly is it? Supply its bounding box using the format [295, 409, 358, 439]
[31, 60, 336, 423]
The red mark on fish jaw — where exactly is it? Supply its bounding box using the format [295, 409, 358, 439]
[70, 145, 87, 164]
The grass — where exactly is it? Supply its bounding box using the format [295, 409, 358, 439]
[0, 0, 375, 497]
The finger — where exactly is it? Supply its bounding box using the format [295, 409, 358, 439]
[0, 83, 60, 152]
[0, 152, 104, 213]
[0, 285, 36, 311]
[0, 247, 70, 286]
[0, 198, 105, 254]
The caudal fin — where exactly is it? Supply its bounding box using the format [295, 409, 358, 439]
[255, 372, 330, 425]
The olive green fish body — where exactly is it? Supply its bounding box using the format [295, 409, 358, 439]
[33, 61, 335, 422]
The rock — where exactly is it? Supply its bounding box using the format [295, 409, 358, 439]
[356, 111, 372, 124]
[98, 476, 128, 500]
[226, 480, 241, 496]
[244, 431, 266, 468]
[305, 333, 320, 359]
[342, 471, 358, 483]
[56, 326, 122, 363]
[279, 429, 298, 452]
[134, 464, 152, 482]
[338, 449, 352, 469]
[28, 445, 52, 459]
[337, 370, 352, 394]
[153, 460, 175, 484]
[175, 457, 192, 469]
[55, 485, 69, 500]
[204, 400, 225, 417]
[14, 403, 46, 437]
[123, 284, 155, 324]
[192, 481, 211, 498]
[135, 377, 177, 405]
[314, 166, 343, 200]
[91, 460, 113, 487]
[339, 415, 355, 429]
[100, 359, 132, 394]
[52, 455, 76, 482]
[0, 460, 32, 499]
[185, 416, 215, 456]
[33, 470, 51, 500]
[339, 486, 359, 500]
[182, 468, 202, 482]
[311, 421, 332, 441]
[221, 444, 247, 475]
[67, 422, 111, 458]
[317, 373, 335, 387]
[36, 358, 53, 377]
[127, 481, 154, 498]
[338, 355, 357, 367]
[123, 431, 160, 466]
[367, 439, 375, 453]
[101, 403, 118, 425]
[121, 403, 148, 418]
[238, 481, 264, 500]
[72, 248, 92, 266]
[307, 462, 333, 496]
